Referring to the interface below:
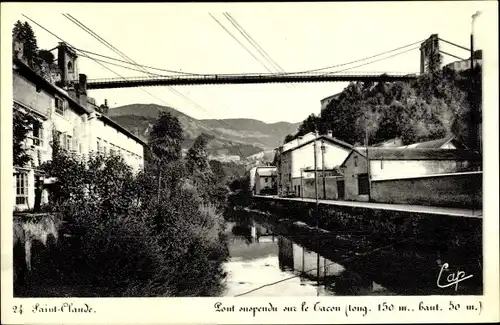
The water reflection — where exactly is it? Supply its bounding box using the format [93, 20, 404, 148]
[224, 220, 392, 296]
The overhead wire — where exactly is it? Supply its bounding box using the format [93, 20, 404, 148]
[24, 14, 222, 154]
[224, 12, 286, 73]
[209, 13, 275, 73]
[74, 39, 423, 78]
[82, 45, 420, 82]
[73, 48, 208, 76]
[22, 13, 183, 118]
[286, 39, 425, 75]
[323, 45, 420, 75]
[64, 13, 248, 158]
[222, 12, 294, 90]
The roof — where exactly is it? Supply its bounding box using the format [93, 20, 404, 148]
[399, 136, 464, 149]
[372, 138, 403, 148]
[13, 57, 91, 115]
[341, 148, 481, 166]
[98, 114, 148, 146]
[281, 134, 353, 154]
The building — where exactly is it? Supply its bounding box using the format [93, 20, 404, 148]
[90, 113, 145, 172]
[320, 92, 341, 112]
[12, 42, 146, 211]
[340, 147, 482, 207]
[254, 166, 277, 195]
[276, 131, 352, 197]
[445, 50, 482, 72]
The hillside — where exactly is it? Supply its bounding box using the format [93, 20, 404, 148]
[107, 104, 300, 160]
[289, 65, 482, 150]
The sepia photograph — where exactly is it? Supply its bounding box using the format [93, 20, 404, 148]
[2, 1, 496, 308]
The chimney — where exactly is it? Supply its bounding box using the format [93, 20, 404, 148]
[99, 99, 109, 114]
[79, 74, 87, 95]
[78, 74, 88, 108]
[327, 130, 333, 138]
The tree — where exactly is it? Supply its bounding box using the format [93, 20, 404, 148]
[13, 21, 55, 77]
[13, 108, 35, 167]
[148, 112, 184, 163]
[284, 134, 295, 144]
[209, 160, 226, 182]
[12, 21, 39, 66]
[38, 50, 55, 65]
[296, 114, 318, 137]
[186, 133, 214, 174]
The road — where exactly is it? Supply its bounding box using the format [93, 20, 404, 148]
[254, 195, 482, 218]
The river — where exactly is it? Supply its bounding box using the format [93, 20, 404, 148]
[222, 211, 482, 297]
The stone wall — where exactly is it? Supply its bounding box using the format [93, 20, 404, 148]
[371, 171, 482, 209]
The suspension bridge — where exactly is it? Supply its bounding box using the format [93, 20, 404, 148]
[81, 72, 420, 89]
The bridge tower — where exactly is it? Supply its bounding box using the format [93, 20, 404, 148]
[57, 42, 79, 89]
[419, 34, 440, 74]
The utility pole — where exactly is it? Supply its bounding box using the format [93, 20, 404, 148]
[313, 130, 320, 296]
[313, 130, 319, 226]
[365, 116, 371, 202]
[321, 140, 326, 200]
[300, 168, 303, 199]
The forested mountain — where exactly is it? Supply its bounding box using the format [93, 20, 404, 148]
[107, 104, 300, 160]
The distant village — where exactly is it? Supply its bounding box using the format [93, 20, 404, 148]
[250, 131, 482, 209]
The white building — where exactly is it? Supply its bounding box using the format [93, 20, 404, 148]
[12, 43, 146, 211]
[254, 166, 277, 195]
[277, 131, 352, 197]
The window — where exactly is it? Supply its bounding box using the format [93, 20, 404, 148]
[354, 155, 358, 167]
[380, 160, 383, 169]
[15, 172, 28, 205]
[97, 138, 102, 153]
[265, 177, 269, 182]
[358, 173, 370, 195]
[66, 135, 72, 151]
[55, 97, 65, 116]
[32, 120, 43, 146]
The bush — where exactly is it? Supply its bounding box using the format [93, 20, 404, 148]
[33, 150, 229, 297]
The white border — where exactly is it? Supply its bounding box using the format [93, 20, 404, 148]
[1, 2, 499, 324]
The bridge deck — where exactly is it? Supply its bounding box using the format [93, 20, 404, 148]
[254, 195, 482, 218]
[83, 72, 419, 89]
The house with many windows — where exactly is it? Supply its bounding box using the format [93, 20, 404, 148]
[12, 42, 146, 211]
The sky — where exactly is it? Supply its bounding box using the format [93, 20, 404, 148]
[2, 2, 495, 124]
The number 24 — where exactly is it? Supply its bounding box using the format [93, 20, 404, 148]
[13, 305, 23, 315]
